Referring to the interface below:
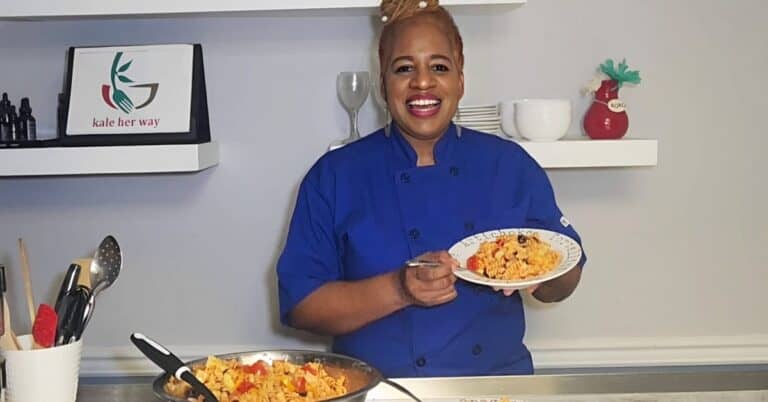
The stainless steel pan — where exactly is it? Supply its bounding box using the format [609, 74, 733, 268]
[151, 349, 419, 402]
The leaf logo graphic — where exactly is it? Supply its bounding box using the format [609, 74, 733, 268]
[101, 51, 160, 114]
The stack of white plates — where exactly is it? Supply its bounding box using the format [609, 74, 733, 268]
[453, 104, 502, 135]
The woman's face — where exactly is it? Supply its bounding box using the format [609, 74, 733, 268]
[382, 16, 464, 142]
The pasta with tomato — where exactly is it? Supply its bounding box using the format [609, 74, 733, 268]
[165, 357, 347, 402]
[466, 233, 561, 281]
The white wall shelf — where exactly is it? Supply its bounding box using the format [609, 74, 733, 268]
[517, 139, 658, 169]
[0, 142, 219, 177]
[0, 0, 526, 19]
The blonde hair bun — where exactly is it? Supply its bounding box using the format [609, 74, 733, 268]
[379, 0, 439, 25]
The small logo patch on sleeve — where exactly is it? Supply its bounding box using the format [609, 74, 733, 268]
[560, 216, 570, 228]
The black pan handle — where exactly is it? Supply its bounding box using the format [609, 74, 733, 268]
[130, 333, 218, 402]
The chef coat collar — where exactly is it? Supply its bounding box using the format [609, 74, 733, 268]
[389, 122, 460, 168]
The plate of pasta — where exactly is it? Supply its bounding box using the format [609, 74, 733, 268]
[448, 228, 582, 290]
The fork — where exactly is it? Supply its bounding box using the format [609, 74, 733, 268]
[405, 259, 441, 268]
[112, 88, 133, 114]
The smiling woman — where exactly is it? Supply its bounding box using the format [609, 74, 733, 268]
[276, 0, 587, 378]
[378, 0, 464, 156]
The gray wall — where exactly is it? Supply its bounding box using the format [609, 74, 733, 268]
[1, 0, 766, 375]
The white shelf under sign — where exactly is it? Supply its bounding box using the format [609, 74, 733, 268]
[0, 142, 219, 177]
[0, 0, 526, 19]
[517, 138, 658, 169]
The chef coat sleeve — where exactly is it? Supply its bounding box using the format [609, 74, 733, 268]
[522, 152, 588, 268]
[277, 174, 341, 327]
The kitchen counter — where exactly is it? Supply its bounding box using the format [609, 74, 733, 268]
[76, 370, 768, 402]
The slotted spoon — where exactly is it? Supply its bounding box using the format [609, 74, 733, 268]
[73, 235, 122, 341]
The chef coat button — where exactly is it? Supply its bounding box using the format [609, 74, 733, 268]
[464, 221, 475, 231]
[449, 166, 460, 176]
[416, 357, 427, 367]
[472, 344, 482, 355]
[400, 173, 411, 183]
[408, 229, 420, 240]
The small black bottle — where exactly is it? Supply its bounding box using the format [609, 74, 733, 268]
[0, 93, 10, 111]
[8, 105, 21, 142]
[0, 96, 11, 143]
[18, 98, 36, 141]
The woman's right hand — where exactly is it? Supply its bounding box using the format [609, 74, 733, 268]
[398, 251, 458, 307]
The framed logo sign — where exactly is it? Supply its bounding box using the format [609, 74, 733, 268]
[59, 43, 210, 146]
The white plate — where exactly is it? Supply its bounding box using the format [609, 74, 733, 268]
[457, 110, 498, 116]
[448, 228, 582, 290]
[456, 111, 498, 117]
[454, 117, 500, 123]
[457, 107, 498, 111]
[458, 123, 501, 128]
[460, 127, 502, 132]
[459, 126, 502, 131]
[459, 104, 497, 110]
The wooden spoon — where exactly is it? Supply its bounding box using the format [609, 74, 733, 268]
[1, 294, 22, 351]
[0, 265, 21, 351]
[18, 238, 36, 325]
[72, 258, 94, 289]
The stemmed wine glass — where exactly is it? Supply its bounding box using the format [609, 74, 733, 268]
[330, 71, 370, 150]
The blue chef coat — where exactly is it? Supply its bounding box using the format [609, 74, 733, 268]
[277, 123, 586, 377]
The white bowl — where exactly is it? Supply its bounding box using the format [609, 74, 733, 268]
[500, 99, 571, 141]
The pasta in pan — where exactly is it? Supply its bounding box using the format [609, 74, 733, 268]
[165, 356, 347, 402]
[466, 233, 561, 281]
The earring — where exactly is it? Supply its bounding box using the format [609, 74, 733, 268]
[384, 107, 392, 137]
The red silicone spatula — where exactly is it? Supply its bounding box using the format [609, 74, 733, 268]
[32, 304, 58, 349]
